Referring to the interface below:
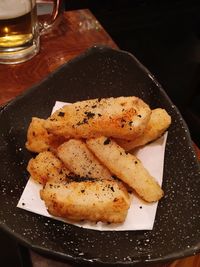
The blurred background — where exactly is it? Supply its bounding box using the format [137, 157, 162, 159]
[65, 0, 200, 147]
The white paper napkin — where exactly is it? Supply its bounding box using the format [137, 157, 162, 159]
[17, 101, 168, 231]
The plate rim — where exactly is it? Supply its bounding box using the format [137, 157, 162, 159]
[0, 45, 200, 266]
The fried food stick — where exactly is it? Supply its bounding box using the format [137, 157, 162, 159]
[115, 108, 171, 151]
[57, 139, 113, 180]
[27, 151, 70, 185]
[25, 118, 50, 153]
[87, 136, 164, 202]
[44, 96, 151, 140]
[40, 179, 131, 223]
[25, 117, 66, 153]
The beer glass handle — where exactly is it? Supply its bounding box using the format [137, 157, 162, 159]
[51, 0, 62, 24]
[38, 0, 63, 33]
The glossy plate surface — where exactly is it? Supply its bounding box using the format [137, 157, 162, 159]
[0, 46, 199, 266]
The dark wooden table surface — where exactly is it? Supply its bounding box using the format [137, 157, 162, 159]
[0, 9, 199, 267]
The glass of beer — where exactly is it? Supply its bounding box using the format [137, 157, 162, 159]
[0, 0, 63, 64]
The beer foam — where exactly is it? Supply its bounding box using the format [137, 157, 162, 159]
[0, 0, 34, 19]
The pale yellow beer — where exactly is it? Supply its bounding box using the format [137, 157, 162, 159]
[0, 0, 62, 64]
[0, 0, 37, 48]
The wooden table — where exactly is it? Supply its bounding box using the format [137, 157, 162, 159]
[0, 9, 117, 105]
[0, 9, 199, 267]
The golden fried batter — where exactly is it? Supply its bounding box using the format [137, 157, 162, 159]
[25, 117, 67, 153]
[115, 108, 171, 151]
[27, 151, 70, 185]
[87, 136, 164, 202]
[57, 139, 113, 180]
[44, 97, 151, 140]
[40, 179, 131, 223]
[26, 118, 50, 153]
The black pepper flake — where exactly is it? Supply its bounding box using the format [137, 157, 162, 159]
[92, 105, 97, 108]
[104, 138, 111, 145]
[139, 206, 142, 209]
[58, 112, 65, 117]
[135, 161, 138, 164]
[77, 118, 88, 125]
[110, 186, 115, 192]
[22, 203, 25, 206]
[81, 189, 85, 193]
[137, 114, 142, 118]
[98, 113, 102, 117]
[129, 121, 133, 126]
[68, 174, 97, 183]
[84, 111, 95, 118]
